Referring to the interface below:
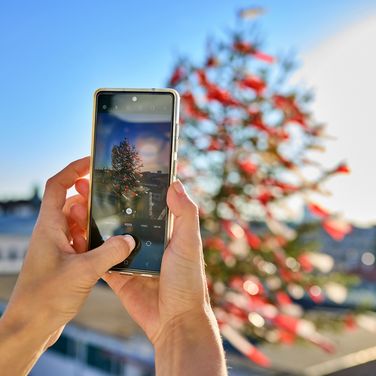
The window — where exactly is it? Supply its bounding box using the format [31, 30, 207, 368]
[8, 247, 18, 260]
[86, 344, 124, 375]
[49, 334, 76, 358]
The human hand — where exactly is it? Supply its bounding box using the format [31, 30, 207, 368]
[102, 180, 227, 375]
[102, 180, 207, 340]
[0, 157, 135, 375]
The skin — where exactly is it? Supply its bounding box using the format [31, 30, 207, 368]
[0, 157, 227, 376]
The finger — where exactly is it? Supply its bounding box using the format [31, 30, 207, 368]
[63, 194, 85, 222]
[166, 180, 201, 246]
[102, 272, 135, 295]
[167, 180, 199, 226]
[70, 203, 88, 231]
[64, 194, 83, 211]
[166, 180, 207, 289]
[72, 233, 87, 254]
[75, 178, 90, 199]
[82, 235, 136, 279]
[42, 156, 90, 212]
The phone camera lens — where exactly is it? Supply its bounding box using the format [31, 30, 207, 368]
[102, 105, 107, 110]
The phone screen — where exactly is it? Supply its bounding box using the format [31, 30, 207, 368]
[89, 91, 176, 273]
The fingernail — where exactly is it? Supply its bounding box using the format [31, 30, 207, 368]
[123, 234, 136, 251]
[173, 179, 186, 195]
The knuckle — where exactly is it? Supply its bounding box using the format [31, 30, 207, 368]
[45, 177, 55, 189]
[186, 199, 199, 217]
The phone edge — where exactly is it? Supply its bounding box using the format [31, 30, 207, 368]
[87, 88, 180, 278]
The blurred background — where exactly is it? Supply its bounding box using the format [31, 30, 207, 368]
[1, 1, 376, 375]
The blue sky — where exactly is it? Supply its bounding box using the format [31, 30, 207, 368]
[1, 0, 376, 198]
[95, 112, 170, 172]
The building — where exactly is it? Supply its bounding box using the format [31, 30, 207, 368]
[0, 188, 40, 274]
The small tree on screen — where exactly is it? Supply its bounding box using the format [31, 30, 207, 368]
[111, 138, 143, 199]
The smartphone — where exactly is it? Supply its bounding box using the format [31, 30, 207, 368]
[88, 88, 180, 276]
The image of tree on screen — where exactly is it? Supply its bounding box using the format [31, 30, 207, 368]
[111, 138, 143, 200]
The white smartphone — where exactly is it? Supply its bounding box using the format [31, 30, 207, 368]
[88, 88, 180, 276]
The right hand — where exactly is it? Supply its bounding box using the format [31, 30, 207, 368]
[102, 180, 213, 346]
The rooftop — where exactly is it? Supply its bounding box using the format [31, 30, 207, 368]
[0, 214, 38, 236]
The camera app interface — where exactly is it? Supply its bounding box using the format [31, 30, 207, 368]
[90, 92, 174, 272]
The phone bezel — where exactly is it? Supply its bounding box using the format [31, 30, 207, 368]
[87, 88, 180, 277]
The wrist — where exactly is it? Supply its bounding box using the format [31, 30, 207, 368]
[2, 294, 56, 339]
[0, 311, 52, 375]
[154, 305, 227, 376]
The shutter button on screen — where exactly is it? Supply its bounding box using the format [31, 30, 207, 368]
[123, 234, 140, 251]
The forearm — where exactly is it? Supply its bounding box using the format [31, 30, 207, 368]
[0, 311, 52, 376]
[155, 308, 228, 376]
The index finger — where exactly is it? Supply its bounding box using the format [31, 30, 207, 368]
[42, 156, 90, 211]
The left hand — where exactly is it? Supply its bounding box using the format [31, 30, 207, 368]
[1, 157, 135, 348]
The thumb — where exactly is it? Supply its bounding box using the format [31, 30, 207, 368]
[167, 180, 200, 232]
[83, 235, 136, 278]
[166, 180, 202, 257]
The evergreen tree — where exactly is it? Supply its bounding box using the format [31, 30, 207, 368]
[111, 138, 143, 199]
[168, 19, 357, 366]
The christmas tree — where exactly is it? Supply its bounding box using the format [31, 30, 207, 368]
[111, 138, 143, 200]
[168, 17, 356, 367]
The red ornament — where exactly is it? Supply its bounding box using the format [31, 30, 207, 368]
[258, 191, 274, 205]
[238, 160, 257, 175]
[308, 203, 330, 219]
[279, 330, 296, 345]
[206, 55, 219, 67]
[322, 218, 352, 241]
[233, 40, 254, 54]
[333, 163, 350, 174]
[206, 84, 240, 106]
[344, 314, 357, 331]
[297, 253, 313, 272]
[244, 228, 261, 249]
[233, 41, 275, 64]
[169, 66, 184, 86]
[273, 314, 299, 333]
[208, 138, 221, 151]
[251, 51, 275, 64]
[273, 94, 307, 128]
[197, 69, 210, 88]
[220, 323, 271, 367]
[247, 109, 274, 135]
[246, 347, 271, 367]
[276, 291, 292, 306]
[181, 91, 208, 120]
[238, 75, 266, 95]
[205, 237, 234, 263]
[308, 286, 325, 304]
